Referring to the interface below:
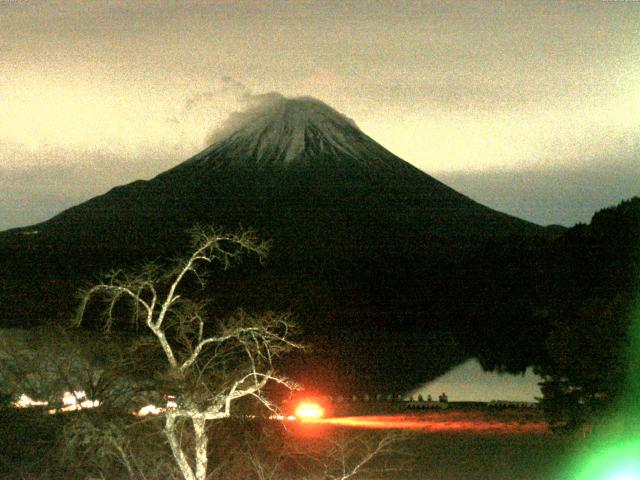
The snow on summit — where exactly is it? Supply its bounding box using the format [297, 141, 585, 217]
[204, 93, 362, 163]
[183, 93, 405, 170]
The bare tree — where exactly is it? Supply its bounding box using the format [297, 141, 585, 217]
[243, 426, 414, 480]
[320, 431, 413, 480]
[62, 411, 185, 480]
[75, 226, 302, 480]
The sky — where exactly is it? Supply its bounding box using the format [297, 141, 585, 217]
[1, 0, 639, 230]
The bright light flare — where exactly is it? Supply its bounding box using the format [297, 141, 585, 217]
[603, 466, 640, 480]
[294, 401, 325, 420]
[563, 434, 640, 480]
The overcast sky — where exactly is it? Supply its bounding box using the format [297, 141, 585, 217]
[1, 0, 639, 230]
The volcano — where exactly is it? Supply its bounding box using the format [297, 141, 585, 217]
[0, 95, 548, 393]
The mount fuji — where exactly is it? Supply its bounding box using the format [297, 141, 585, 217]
[0, 95, 549, 392]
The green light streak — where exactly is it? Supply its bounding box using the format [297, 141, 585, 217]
[567, 436, 640, 480]
[560, 299, 640, 479]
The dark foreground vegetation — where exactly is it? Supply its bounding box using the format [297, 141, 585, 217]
[0, 407, 576, 480]
[0, 197, 638, 478]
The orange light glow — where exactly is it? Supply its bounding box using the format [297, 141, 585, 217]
[294, 401, 325, 420]
[300, 413, 549, 434]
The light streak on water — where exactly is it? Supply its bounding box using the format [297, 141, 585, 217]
[297, 413, 549, 435]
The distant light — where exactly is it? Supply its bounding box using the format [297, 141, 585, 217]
[135, 398, 178, 416]
[52, 391, 100, 413]
[137, 404, 163, 416]
[294, 401, 325, 420]
[12, 391, 99, 413]
[12, 394, 48, 408]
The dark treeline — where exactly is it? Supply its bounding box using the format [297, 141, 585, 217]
[454, 196, 640, 428]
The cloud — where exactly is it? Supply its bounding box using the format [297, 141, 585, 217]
[164, 76, 263, 149]
[174, 75, 251, 121]
[220, 76, 251, 97]
[204, 91, 286, 145]
[181, 76, 251, 115]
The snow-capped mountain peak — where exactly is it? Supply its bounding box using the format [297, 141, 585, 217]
[183, 94, 401, 170]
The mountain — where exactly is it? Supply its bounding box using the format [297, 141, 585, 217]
[0, 95, 549, 393]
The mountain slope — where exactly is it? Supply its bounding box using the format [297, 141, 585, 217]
[0, 95, 547, 393]
[28, 95, 540, 245]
